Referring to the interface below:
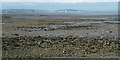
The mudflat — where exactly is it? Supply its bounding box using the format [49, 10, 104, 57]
[2, 13, 119, 58]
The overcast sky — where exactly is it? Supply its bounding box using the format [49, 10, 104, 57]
[1, 0, 119, 2]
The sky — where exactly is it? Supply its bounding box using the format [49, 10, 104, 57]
[1, 0, 119, 12]
[2, 2, 118, 12]
[1, 0, 119, 2]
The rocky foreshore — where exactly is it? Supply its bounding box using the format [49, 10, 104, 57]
[2, 35, 119, 58]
